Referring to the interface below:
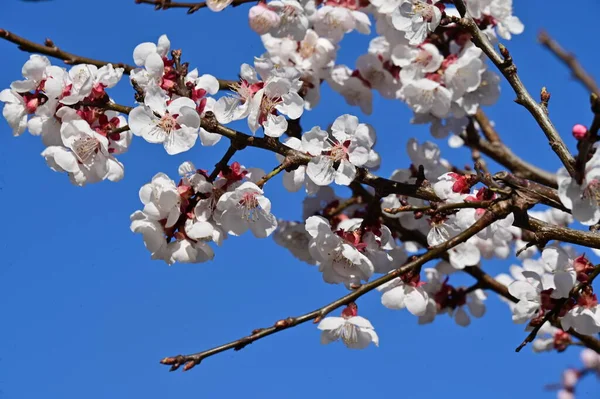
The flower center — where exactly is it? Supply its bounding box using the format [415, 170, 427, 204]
[258, 95, 281, 125]
[340, 323, 358, 346]
[280, 5, 299, 23]
[72, 136, 100, 164]
[238, 192, 260, 221]
[582, 179, 600, 205]
[325, 13, 342, 29]
[326, 139, 348, 162]
[413, 2, 435, 22]
[157, 113, 178, 134]
[415, 50, 433, 66]
[299, 41, 315, 59]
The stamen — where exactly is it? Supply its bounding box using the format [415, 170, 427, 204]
[238, 192, 260, 221]
[341, 323, 358, 345]
[72, 136, 100, 163]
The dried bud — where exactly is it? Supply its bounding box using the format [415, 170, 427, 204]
[572, 124, 588, 140]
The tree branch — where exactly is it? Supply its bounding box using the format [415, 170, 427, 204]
[538, 30, 600, 97]
[467, 113, 558, 188]
[453, 2, 578, 179]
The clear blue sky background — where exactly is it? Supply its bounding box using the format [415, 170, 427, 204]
[0, 1, 599, 398]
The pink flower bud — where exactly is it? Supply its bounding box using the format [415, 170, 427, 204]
[248, 4, 280, 35]
[572, 124, 588, 140]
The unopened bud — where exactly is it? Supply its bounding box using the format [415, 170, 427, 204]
[274, 319, 289, 328]
[498, 43, 509, 59]
[572, 124, 588, 140]
[540, 87, 551, 105]
[183, 360, 197, 371]
[160, 357, 177, 365]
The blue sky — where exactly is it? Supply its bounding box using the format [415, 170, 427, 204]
[0, 0, 598, 398]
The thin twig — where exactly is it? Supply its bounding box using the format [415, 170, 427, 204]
[256, 160, 291, 188]
[538, 30, 600, 96]
[453, 2, 578, 179]
[208, 144, 239, 182]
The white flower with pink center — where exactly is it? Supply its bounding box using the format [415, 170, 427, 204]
[305, 216, 374, 288]
[62, 64, 124, 104]
[317, 304, 379, 349]
[392, 42, 443, 76]
[129, 88, 200, 154]
[391, 0, 442, 45]
[304, 115, 375, 186]
[215, 182, 278, 238]
[557, 148, 600, 225]
[214, 64, 263, 125]
[444, 44, 485, 101]
[400, 78, 452, 118]
[247, 76, 304, 137]
[41, 120, 124, 186]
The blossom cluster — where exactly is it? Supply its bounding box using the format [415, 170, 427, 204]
[0, 54, 130, 185]
[241, 0, 522, 140]
[131, 161, 277, 264]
